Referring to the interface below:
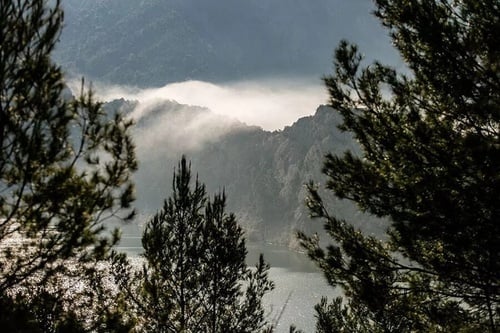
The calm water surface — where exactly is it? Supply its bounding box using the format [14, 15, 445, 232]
[117, 234, 338, 332]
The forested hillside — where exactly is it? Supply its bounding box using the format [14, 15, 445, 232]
[106, 99, 385, 246]
[55, 0, 397, 86]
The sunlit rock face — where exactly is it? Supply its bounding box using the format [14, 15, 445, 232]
[103, 97, 385, 246]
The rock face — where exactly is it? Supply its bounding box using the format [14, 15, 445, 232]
[190, 106, 355, 242]
[111, 99, 386, 246]
[55, 0, 396, 86]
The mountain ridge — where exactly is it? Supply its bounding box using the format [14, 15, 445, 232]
[55, 0, 398, 87]
[110, 98, 386, 246]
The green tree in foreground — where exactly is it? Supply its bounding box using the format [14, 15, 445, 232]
[113, 157, 274, 333]
[0, 0, 137, 330]
[299, 0, 499, 332]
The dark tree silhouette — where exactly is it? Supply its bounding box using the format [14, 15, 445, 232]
[113, 157, 274, 333]
[0, 0, 137, 330]
[299, 0, 500, 332]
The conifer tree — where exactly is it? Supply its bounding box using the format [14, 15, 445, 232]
[299, 1, 499, 332]
[1, 0, 137, 330]
[113, 157, 274, 333]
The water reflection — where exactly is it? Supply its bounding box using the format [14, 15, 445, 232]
[116, 235, 337, 332]
[117, 236, 318, 272]
[246, 242, 318, 273]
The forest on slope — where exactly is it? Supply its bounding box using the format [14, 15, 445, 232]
[53, 0, 395, 245]
[103, 99, 386, 246]
[54, 0, 397, 86]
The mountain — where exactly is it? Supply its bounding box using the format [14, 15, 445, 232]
[108, 99, 386, 247]
[54, 0, 398, 87]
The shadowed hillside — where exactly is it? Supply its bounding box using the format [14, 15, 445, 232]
[106, 99, 386, 246]
[55, 0, 397, 86]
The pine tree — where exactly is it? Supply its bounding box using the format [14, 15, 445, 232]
[0, 0, 137, 330]
[299, 0, 499, 332]
[113, 157, 274, 333]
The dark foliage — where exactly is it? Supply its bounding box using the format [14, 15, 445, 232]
[113, 157, 274, 332]
[299, 0, 500, 332]
[0, 0, 137, 330]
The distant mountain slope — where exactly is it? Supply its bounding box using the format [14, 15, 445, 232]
[55, 0, 397, 86]
[110, 99, 386, 246]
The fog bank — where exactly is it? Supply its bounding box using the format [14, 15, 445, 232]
[81, 79, 328, 131]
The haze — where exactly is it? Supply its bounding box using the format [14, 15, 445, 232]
[83, 79, 329, 131]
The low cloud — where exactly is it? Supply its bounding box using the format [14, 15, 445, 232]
[131, 101, 246, 157]
[82, 78, 328, 131]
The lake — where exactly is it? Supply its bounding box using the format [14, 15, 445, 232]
[117, 235, 338, 332]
